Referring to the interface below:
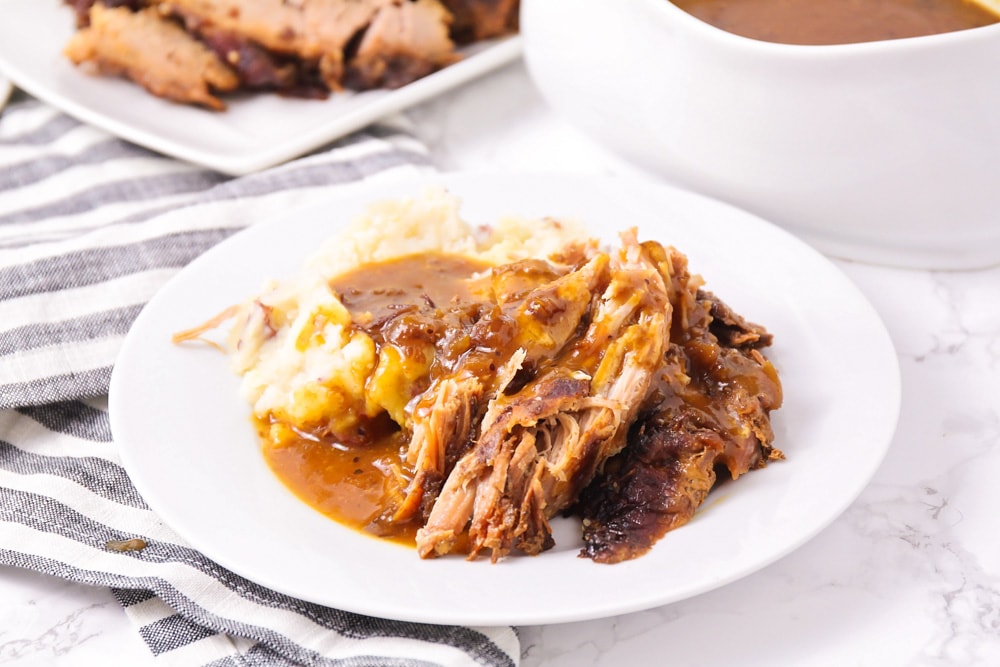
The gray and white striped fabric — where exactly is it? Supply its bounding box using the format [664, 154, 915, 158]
[0, 93, 519, 666]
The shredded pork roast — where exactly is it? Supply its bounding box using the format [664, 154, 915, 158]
[402, 234, 783, 562]
[62, 0, 520, 109]
[64, 4, 240, 110]
[320, 230, 781, 562]
[181, 193, 784, 563]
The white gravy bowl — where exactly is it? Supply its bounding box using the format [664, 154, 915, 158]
[522, 0, 1000, 269]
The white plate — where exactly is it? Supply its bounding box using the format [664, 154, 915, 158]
[110, 172, 901, 626]
[0, 0, 520, 175]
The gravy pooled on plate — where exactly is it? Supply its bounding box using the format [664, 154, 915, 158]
[265, 251, 494, 546]
[670, 0, 999, 45]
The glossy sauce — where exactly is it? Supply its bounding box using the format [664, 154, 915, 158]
[262, 252, 492, 544]
[331, 252, 491, 325]
[263, 424, 418, 543]
[670, 0, 999, 45]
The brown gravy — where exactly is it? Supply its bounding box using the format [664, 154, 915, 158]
[670, 0, 999, 45]
[262, 252, 491, 545]
[263, 425, 418, 543]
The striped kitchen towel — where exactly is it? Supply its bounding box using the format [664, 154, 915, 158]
[0, 93, 519, 666]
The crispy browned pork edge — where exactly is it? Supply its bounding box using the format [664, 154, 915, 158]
[63, 4, 239, 110]
[440, 0, 519, 42]
[573, 248, 784, 564]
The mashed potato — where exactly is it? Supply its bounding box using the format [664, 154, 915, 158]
[224, 187, 584, 445]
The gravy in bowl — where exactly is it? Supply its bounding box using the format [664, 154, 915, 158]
[670, 0, 1000, 45]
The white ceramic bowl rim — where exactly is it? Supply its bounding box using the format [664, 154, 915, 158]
[522, 0, 1000, 269]
[647, 0, 1000, 54]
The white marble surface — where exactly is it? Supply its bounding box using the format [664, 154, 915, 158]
[2, 60, 999, 666]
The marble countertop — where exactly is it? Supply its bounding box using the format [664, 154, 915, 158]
[3, 60, 999, 666]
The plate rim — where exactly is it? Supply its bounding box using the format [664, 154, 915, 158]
[109, 171, 902, 625]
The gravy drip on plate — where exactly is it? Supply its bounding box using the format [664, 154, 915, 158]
[262, 252, 492, 544]
[670, 0, 999, 45]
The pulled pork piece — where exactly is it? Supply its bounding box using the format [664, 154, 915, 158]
[416, 231, 672, 561]
[196, 27, 304, 92]
[440, 0, 519, 42]
[158, 0, 457, 92]
[158, 0, 381, 91]
[64, 0, 147, 28]
[63, 4, 239, 110]
[396, 251, 609, 523]
[344, 0, 459, 89]
[575, 247, 784, 564]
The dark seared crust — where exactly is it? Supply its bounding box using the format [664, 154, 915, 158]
[196, 26, 303, 92]
[440, 0, 519, 42]
[344, 0, 458, 90]
[701, 288, 774, 349]
[159, 0, 383, 91]
[575, 255, 783, 564]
